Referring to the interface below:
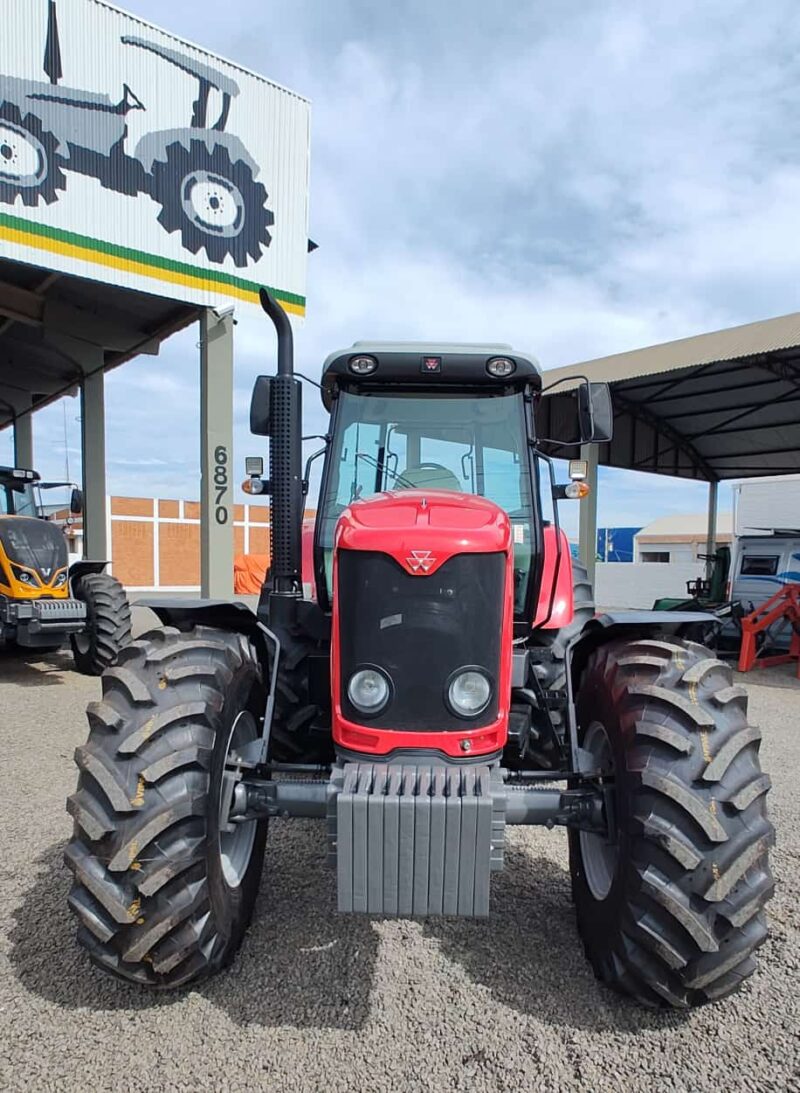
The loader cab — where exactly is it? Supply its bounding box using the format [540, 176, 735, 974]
[315, 343, 544, 618]
[0, 467, 40, 517]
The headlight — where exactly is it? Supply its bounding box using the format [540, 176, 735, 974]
[347, 667, 391, 715]
[348, 354, 378, 376]
[486, 356, 516, 378]
[53, 571, 67, 587]
[11, 565, 36, 585]
[447, 668, 492, 718]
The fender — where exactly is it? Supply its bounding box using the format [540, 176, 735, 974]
[69, 560, 109, 582]
[532, 526, 574, 630]
[132, 129, 260, 178]
[142, 597, 273, 665]
[562, 610, 717, 769]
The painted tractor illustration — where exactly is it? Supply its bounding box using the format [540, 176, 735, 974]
[0, 2, 273, 267]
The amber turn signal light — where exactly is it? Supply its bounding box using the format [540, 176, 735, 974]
[564, 481, 590, 499]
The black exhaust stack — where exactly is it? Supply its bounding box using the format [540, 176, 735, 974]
[258, 289, 303, 626]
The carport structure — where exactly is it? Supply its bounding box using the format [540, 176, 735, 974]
[540, 311, 800, 583]
[0, 258, 236, 596]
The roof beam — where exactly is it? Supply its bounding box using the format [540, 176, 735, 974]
[614, 390, 716, 480]
[0, 281, 45, 326]
[0, 272, 60, 336]
[683, 383, 800, 442]
[620, 360, 759, 396]
[665, 390, 800, 421]
[42, 299, 162, 354]
[0, 361, 77, 394]
[709, 444, 800, 460]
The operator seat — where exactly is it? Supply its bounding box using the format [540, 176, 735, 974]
[398, 462, 462, 491]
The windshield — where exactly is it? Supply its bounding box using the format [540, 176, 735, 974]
[318, 390, 536, 613]
[0, 482, 39, 517]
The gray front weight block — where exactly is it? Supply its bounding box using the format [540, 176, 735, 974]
[328, 763, 506, 918]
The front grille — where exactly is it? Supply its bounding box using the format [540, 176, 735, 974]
[0, 517, 67, 579]
[337, 550, 505, 732]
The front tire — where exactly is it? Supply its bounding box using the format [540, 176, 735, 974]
[71, 572, 132, 675]
[569, 636, 774, 1008]
[65, 625, 267, 987]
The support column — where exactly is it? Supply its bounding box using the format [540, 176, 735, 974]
[200, 308, 234, 599]
[80, 367, 107, 559]
[578, 443, 599, 588]
[81, 368, 108, 561]
[13, 406, 33, 469]
[705, 479, 719, 578]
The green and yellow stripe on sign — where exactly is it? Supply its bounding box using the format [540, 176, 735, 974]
[0, 212, 306, 316]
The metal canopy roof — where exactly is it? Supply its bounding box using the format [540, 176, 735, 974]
[0, 257, 199, 430]
[539, 311, 800, 481]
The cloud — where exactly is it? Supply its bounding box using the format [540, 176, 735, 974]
[3, 0, 798, 532]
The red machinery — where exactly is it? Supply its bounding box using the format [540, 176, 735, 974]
[739, 584, 800, 679]
[64, 291, 774, 1009]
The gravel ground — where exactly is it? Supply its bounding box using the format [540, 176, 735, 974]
[0, 648, 798, 1093]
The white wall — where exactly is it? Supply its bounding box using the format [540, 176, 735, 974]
[595, 561, 704, 609]
[636, 540, 699, 563]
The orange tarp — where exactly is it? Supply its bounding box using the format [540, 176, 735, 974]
[234, 554, 269, 594]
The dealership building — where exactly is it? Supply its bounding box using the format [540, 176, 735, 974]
[0, 0, 310, 597]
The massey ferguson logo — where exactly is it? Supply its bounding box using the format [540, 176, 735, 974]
[406, 550, 436, 573]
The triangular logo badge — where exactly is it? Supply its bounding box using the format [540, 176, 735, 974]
[406, 550, 436, 573]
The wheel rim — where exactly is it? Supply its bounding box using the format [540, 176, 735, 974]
[181, 170, 244, 237]
[218, 710, 258, 888]
[0, 123, 47, 186]
[579, 720, 618, 901]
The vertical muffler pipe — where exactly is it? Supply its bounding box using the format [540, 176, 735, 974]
[259, 289, 303, 626]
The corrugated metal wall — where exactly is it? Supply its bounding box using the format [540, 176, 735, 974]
[0, 0, 310, 314]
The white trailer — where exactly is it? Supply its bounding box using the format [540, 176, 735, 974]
[730, 476, 800, 623]
[732, 475, 800, 537]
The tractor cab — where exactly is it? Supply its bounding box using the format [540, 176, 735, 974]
[0, 466, 83, 520]
[0, 466, 41, 518]
[314, 342, 543, 617]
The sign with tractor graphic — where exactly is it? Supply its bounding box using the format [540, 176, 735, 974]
[0, 0, 310, 315]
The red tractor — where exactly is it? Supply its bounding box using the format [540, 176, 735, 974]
[65, 292, 773, 1007]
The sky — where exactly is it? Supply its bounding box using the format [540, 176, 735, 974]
[3, 0, 799, 538]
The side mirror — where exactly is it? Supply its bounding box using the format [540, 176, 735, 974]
[70, 487, 83, 515]
[578, 382, 613, 444]
[250, 375, 274, 437]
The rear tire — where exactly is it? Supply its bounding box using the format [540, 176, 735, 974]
[71, 572, 132, 676]
[569, 636, 774, 1008]
[65, 625, 267, 988]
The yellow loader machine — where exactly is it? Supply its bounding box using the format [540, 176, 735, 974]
[0, 466, 131, 674]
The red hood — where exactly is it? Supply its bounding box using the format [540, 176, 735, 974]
[335, 489, 511, 575]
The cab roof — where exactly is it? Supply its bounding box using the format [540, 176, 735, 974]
[0, 466, 39, 486]
[321, 341, 541, 410]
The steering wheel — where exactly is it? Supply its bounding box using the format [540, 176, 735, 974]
[398, 463, 463, 491]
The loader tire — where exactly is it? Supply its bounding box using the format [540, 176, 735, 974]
[65, 625, 267, 988]
[569, 636, 774, 1008]
[71, 572, 132, 676]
